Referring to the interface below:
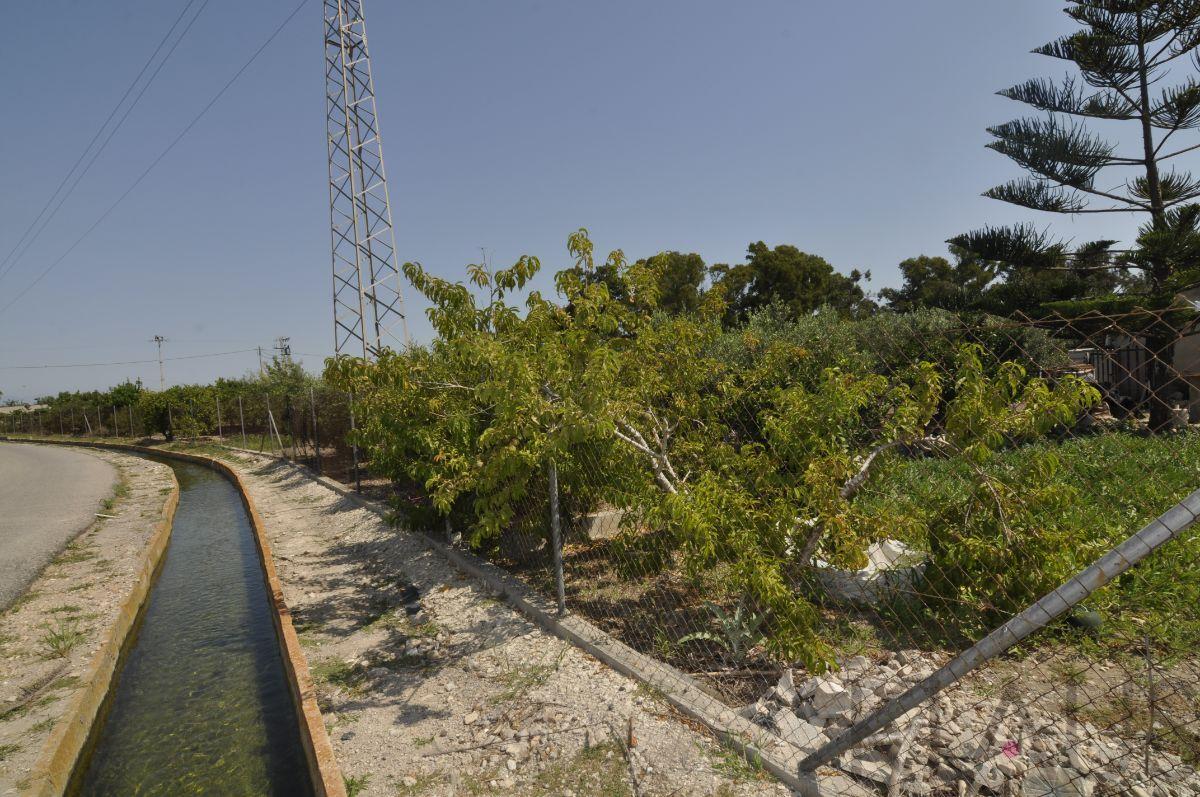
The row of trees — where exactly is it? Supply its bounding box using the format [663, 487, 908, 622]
[28, 357, 325, 440]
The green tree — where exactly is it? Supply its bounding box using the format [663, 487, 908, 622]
[574, 249, 707, 316]
[880, 249, 994, 312]
[711, 242, 872, 326]
[328, 230, 1096, 669]
[953, 1, 1200, 427]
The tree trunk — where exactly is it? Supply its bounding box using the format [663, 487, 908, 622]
[1146, 331, 1181, 433]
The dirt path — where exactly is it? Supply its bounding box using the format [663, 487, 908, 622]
[0, 447, 175, 794]
[224, 451, 796, 797]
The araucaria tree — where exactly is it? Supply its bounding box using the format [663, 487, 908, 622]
[954, 0, 1200, 428]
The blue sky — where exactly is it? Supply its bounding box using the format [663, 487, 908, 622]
[0, 1, 1183, 401]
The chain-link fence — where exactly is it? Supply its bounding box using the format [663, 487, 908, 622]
[332, 307, 1199, 796]
[4, 308, 1198, 794]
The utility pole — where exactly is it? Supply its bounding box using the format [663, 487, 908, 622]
[326, 0, 409, 359]
[151, 335, 168, 389]
[257, 345, 266, 377]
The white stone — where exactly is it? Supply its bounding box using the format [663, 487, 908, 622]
[809, 678, 854, 717]
[774, 669, 799, 706]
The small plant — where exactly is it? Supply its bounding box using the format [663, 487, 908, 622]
[311, 659, 366, 694]
[394, 772, 440, 795]
[709, 745, 766, 783]
[39, 618, 84, 659]
[343, 773, 370, 797]
[677, 600, 767, 661]
[0, 743, 19, 763]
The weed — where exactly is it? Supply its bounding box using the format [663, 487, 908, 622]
[709, 746, 766, 783]
[67, 581, 95, 593]
[47, 605, 81, 616]
[1049, 658, 1090, 687]
[525, 742, 630, 796]
[30, 717, 54, 734]
[312, 659, 366, 694]
[411, 735, 434, 748]
[0, 743, 18, 763]
[56, 545, 96, 565]
[343, 773, 370, 797]
[39, 618, 84, 659]
[394, 772, 440, 795]
[7, 591, 38, 613]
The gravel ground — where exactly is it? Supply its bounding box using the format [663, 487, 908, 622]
[0, 442, 116, 610]
[0, 448, 175, 794]
[227, 451, 798, 797]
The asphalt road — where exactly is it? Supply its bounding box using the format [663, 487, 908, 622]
[0, 443, 116, 610]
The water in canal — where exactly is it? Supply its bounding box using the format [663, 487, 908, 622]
[74, 459, 313, 796]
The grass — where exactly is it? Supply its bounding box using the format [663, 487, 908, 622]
[855, 429, 1200, 657]
[524, 742, 631, 797]
[311, 659, 366, 695]
[39, 618, 85, 659]
[708, 745, 767, 783]
[490, 646, 568, 704]
[6, 590, 38, 613]
[393, 772, 440, 795]
[0, 743, 18, 763]
[343, 773, 370, 797]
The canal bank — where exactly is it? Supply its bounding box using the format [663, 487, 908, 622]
[0, 441, 343, 797]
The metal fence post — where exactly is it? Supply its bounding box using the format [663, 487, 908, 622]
[797, 485, 1200, 773]
[112, 405, 118, 437]
[238, 395, 246, 448]
[548, 459, 567, 616]
[349, 392, 361, 493]
[309, 386, 321, 475]
[216, 397, 223, 439]
[128, 404, 135, 438]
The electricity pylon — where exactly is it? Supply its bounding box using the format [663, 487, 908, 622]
[325, 0, 408, 359]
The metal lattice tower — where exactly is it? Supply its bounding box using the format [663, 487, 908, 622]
[325, 0, 408, 359]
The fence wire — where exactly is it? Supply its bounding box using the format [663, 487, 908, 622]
[4, 308, 1199, 795]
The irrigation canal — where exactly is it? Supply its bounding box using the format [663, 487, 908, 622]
[72, 457, 313, 795]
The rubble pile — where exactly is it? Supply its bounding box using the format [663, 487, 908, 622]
[742, 651, 1199, 796]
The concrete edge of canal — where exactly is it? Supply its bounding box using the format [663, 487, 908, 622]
[8, 439, 346, 797]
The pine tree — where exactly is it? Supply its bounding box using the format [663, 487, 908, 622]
[953, 1, 1200, 429]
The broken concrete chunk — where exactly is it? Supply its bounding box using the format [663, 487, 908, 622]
[771, 708, 827, 752]
[809, 677, 854, 718]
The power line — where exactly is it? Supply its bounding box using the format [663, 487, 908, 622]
[0, 0, 313, 315]
[0, 0, 208, 285]
[0, 348, 257, 371]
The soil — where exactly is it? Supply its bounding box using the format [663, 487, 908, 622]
[0, 448, 175, 795]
